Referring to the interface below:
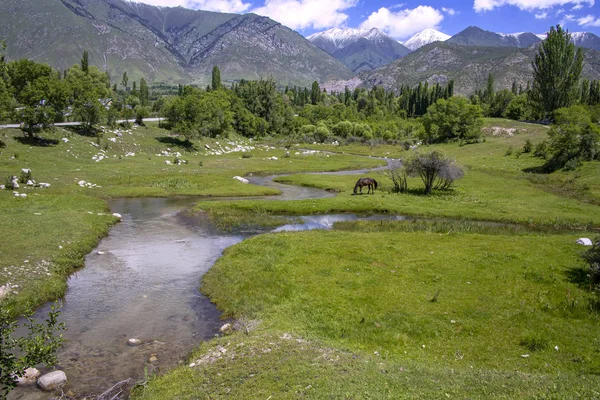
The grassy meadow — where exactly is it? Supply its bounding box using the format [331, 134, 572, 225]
[1, 118, 599, 397]
[132, 119, 600, 398]
[0, 122, 382, 314]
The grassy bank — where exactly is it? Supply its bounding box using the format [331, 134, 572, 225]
[134, 230, 600, 398]
[0, 123, 383, 313]
[196, 119, 600, 231]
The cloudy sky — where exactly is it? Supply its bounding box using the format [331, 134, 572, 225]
[131, 0, 600, 40]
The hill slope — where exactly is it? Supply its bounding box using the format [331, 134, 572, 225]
[0, 0, 353, 86]
[360, 42, 600, 95]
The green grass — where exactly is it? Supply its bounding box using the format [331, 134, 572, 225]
[134, 230, 600, 398]
[197, 119, 600, 230]
[0, 123, 383, 313]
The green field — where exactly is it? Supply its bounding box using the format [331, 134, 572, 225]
[0, 123, 382, 313]
[1, 119, 599, 397]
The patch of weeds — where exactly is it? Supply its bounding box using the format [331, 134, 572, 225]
[242, 153, 252, 159]
[523, 139, 533, 153]
[505, 146, 514, 156]
[519, 332, 550, 352]
[526, 174, 599, 206]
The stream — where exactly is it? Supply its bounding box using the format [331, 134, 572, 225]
[9, 165, 396, 399]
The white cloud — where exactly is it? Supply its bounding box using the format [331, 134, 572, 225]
[473, 0, 594, 12]
[187, 0, 251, 12]
[130, 0, 251, 12]
[571, 3, 584, 8]
[578, 14, 600, 26]
[535, 11, 549, 17]
[442, 7, 457, 15]
[560, 13, 576, 25]
[359, 6, 444, 39]
[252, 0, 357, 30]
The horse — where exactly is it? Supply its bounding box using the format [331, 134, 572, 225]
[353, 177, 378, 195]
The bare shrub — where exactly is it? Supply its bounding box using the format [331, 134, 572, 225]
[405, 151, 464, 194]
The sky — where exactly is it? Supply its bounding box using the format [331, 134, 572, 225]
[131, 0, 600, 40]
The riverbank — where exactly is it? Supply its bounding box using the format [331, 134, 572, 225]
[134, 119, 600, 398]
[0, 123, 384, 315]
[134, 230, 600, 398]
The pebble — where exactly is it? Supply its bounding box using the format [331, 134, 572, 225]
[128, 338, 142, 346]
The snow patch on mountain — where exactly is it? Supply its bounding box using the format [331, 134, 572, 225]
[307, 28, 387, 50]
[403, 29, 450, 51]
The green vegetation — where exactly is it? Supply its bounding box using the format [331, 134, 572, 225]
[1, 304, 65, 396]
[134, 231, 600, 398]
[530, 25, 584, 116]
[0, 123, 383, 314]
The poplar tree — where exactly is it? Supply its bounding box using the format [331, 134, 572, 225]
[81, 50, 89, 74]
[530, 25, 583, 116]
[121, 72, 128, 89]
[211, 66, 221, 91]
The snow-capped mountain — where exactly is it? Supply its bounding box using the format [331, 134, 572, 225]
[308, 28, 410, 73]
[308, 28, 391, 54]
[403, 29, 450, 51]
[571, 32, 600, 51]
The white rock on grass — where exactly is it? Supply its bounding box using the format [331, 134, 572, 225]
[16, 368, 40, 386]
[220, 323, 233, 334]
[112, 213, 122, 219]
[37, 371, 67, 391]
[233, 176, 249, 184]
[61, 138, 69, 143]
[576, 238, 593, 246]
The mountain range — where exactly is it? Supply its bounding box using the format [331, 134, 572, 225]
[2, 0, 600, 95]
[307, 28, 410, 73]
[0, 0, 352, 87]
[357, 41, 600, 96]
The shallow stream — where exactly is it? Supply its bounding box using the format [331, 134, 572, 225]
[9, 166, 397, 399]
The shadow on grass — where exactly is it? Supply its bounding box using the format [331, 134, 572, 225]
[62, 126, 100, 137]
[13, 136, 59, 147]
[566, 267, 591, 287]
[156, 136, 196, 151]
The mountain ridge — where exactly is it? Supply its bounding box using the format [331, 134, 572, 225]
[307, 27, 410, 73]
[0, 0, 353, 87]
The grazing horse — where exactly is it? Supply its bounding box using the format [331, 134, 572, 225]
[353, 177, 378, 195]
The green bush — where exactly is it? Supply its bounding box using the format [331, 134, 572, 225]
[523, 139, 533, 153]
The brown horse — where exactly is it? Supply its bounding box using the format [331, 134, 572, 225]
[353, 177, 378, 195]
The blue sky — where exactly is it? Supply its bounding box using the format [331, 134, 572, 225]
[135, 0, 600, 40]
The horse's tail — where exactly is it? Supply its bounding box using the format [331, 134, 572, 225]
[373, 179, 378, 190]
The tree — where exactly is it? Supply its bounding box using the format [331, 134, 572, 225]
[530, 25, 583, 117]
[484, 73, 495, 104]
[405, 151, 464, 195]
[211, 66, 221, 91]
[546, 104, 600, 170]
[121, 71, 128, 89]
[81, 50, 89, 74]
[139, 78, 149, 106]
[311, 81, 320, 105]
[422, 97, 484, 144]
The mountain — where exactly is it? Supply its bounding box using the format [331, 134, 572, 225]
[447, 26, 542, 48]
[572, 32, 600, 51]
[403, 29, 450, 51]
[0, 0, 353, 87]
[358, 41, 600, 96]
[307, 28, 410, 73]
